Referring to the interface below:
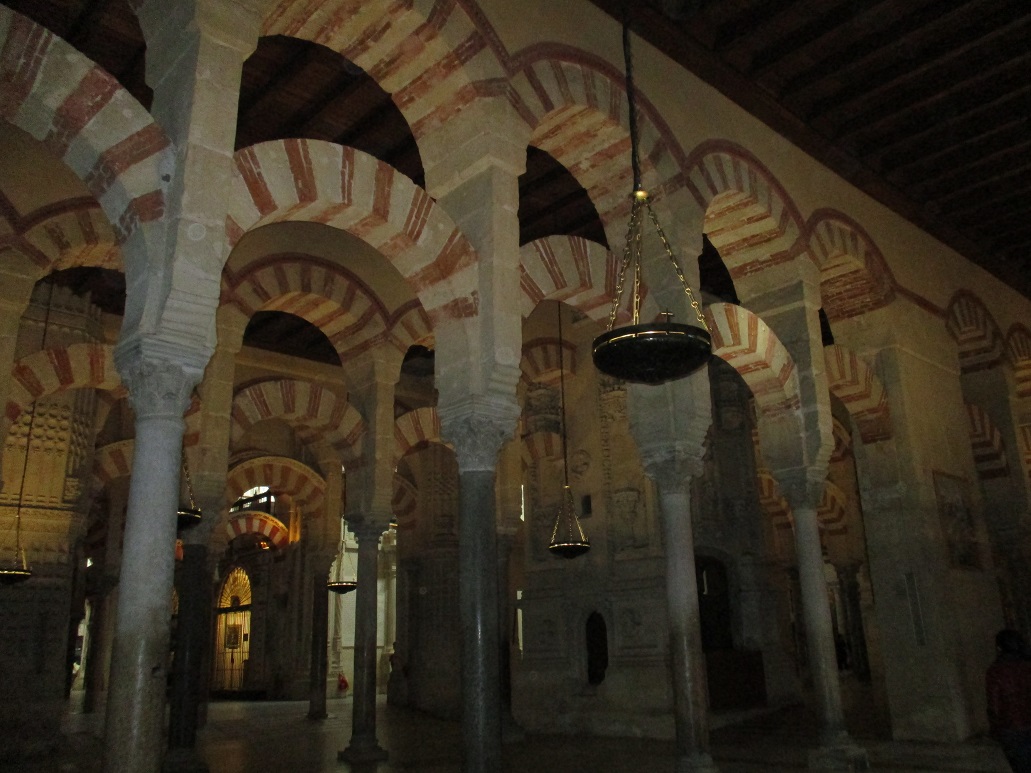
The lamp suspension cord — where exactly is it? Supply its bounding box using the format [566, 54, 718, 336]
[557, 302, 570, 487]
[623, 17, 643, 192]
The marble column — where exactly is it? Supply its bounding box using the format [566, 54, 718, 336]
[339, 522, 388, 762]
[308, 553, 334, 720]
[648, 454, 719, 773]
[102, 358, 199, 773]
[439, 407, 517, 773]
[782, 476, 869, 771]
[165, 541, 213, 773]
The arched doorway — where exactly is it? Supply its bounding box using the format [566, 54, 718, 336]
[213, 566, 252, 692]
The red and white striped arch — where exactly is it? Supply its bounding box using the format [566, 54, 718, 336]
[225, 511, 290, 550]
[394, 407, 446, 465]
[225, 455, 325, 513]
[263, 0, 506, 143]
[512, 49, 686, 236]
[6, 342, 122, 427]
[520, 431, 562, 467]
[521, 337, 577, 386]
[231, 379, 365, 463]
[392, 473, 418, 532]
[519, 236, 659, 325]
[1006, 325, 1031, 399]
[705, 302, 800, 417]
[966, 403, 1008, 480]
[830, 416, 853, 463]
[824, 344, 892, 444]
[817, 481, 848, 537]
[945, 291, 1004, 373]
[0, 9, 171, 247]
[227, 140, 479, 329]
[93, 439, 134, 487]
[686, 141, 807, 284]
[758, 469, 791, 528]
[807, 210, 895, 322]
[2, 199, 120, 274]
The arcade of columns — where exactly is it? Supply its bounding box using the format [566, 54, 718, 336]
[0, 2, 1030, 773]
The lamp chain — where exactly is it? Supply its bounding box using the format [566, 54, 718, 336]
[183, 453, 197, 510]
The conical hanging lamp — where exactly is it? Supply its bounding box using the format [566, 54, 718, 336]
[327, 532, 358, 594]
[176, 451, 202, 531]
[591, 17, 712, 386]
[548, 302, 591, 559]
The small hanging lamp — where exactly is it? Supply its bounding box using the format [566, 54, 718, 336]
[549, 302, 591, 559]
[177, 451, 202, 531]
[591, 17, 712, 386]
[327, 532, 358, 594]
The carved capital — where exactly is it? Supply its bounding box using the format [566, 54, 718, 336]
[438, 397, 518, 472]
[348, 521, 387, 546]
[639, 444, 704, 491]
[118, 357, 199, 420]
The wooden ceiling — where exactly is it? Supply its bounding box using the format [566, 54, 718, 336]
[589, 0, 1031, 300]
[7, 0, 1031, 309]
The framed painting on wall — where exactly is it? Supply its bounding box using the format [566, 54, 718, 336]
[932, 471, 980, 570]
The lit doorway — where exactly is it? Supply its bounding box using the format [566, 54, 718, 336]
[213, 566, 252, 692]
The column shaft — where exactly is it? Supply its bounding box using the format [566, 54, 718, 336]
[166, 544, 212, 772]
[459, 468, 502, 773]
[102, 414, 185, 773]
[308, 563, 331, 720]
[794, 506, 847, 742]
[340, 526, 387, 762]
[656, 481, 718, 773]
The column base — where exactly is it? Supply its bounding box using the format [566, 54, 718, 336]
[674, 751, 719, 773]
[162, 747, 210, 773]
[808, 742, 870, 771]
[338, 737, 389, 764]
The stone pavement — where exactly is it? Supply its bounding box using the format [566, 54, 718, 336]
[2, 696, 1010, 773]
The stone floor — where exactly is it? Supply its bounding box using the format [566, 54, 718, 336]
[2, 695, 1011, 773]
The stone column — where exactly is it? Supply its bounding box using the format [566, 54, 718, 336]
[781, 474, 868, 771]
[165, 540, 213, 773]
[647, 452, 719, 773]
[339, 523, 388, 762]
[439, 406, 518, 773]
[307, 552, 335, 720]
[102, 358, 199, 773]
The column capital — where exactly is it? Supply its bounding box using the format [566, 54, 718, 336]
[772, 466, 828, 512]
[640, 445, 705, 491]
[438, 396, 519, 472]
[115, 353, 200, 421]
[347, 520, 388, 545]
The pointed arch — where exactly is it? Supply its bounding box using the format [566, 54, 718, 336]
[227, 140, 478, 329]
[230, 379, 365, 463]
[945, 291, 1004, 372]
[807, 209, 895, 321]
[705, 302, 800, 417]
[824, 344, 892, 443]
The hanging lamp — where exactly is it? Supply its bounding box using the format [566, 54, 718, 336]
[327, 532, 358, 594]
[548, 302, 591, 559]
[591, 17, 712, 386]
[176, 451, 202, 531]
